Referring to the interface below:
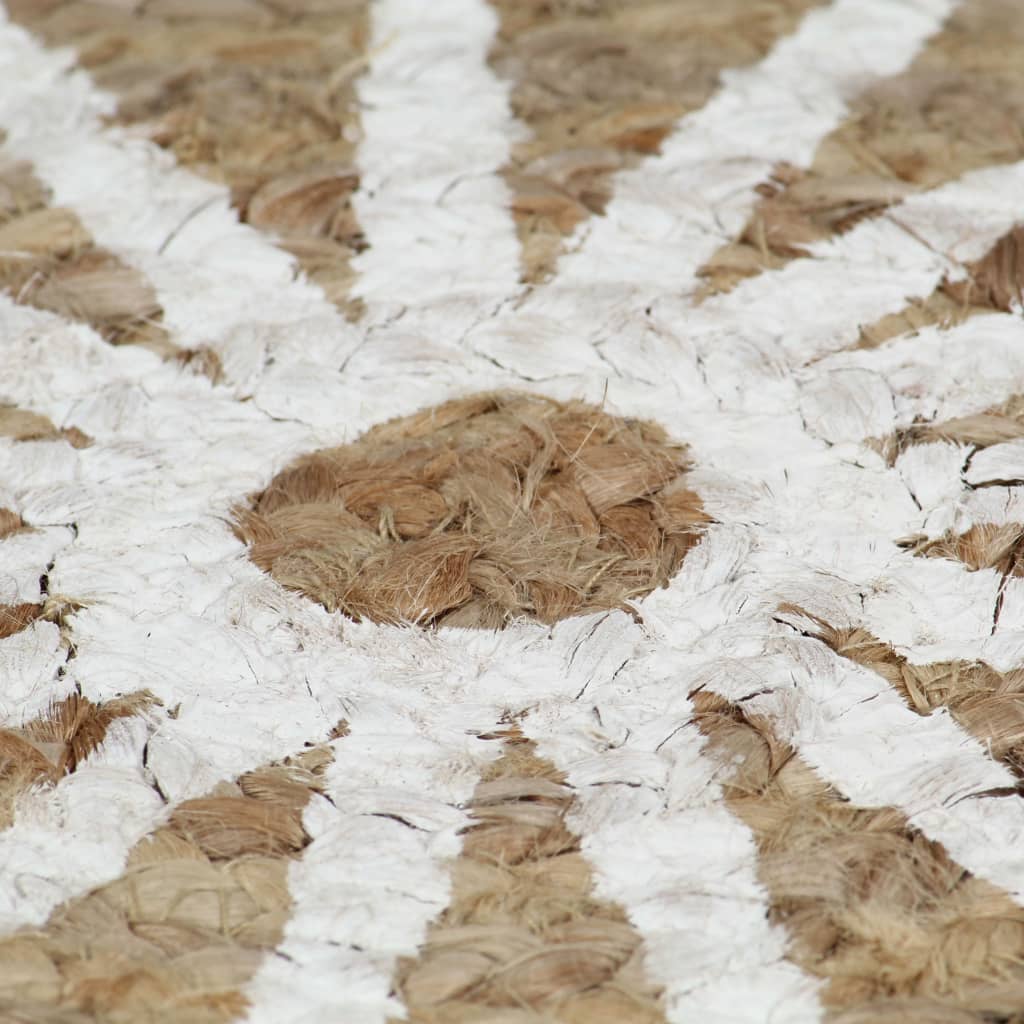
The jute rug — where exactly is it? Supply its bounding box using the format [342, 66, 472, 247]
[1, 1, 1024, 1022]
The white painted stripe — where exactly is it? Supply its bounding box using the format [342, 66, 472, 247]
[0, 713, 162, 931]
[351, 0, 522, 337]
[0, 5, 522, 438]
[0, 524, 72, 605]
[632, 536, 1024, 908]
[0, 297, 324, 920]
[468, 157, 1024, 409]
[694, 160, 1024, 374]
[788, 312, 1024, 661]
[463, 0, 963, 385]
[802, 314, 1024, 443]
[505, 0, 958, 315]
[737, 630, 1024, 902]
[966, 441, 1024, 487]
[514, 611, 823, 1024]
[904, 476, 1024, 546]
[244, 625, 508, 1024]
[0, 14, 359, 395]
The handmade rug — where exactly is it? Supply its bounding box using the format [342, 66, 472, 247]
[1, 1, 1024, 1022]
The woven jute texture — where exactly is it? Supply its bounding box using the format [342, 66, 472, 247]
[4, 0, 370, 319]
[393, 726, 667, 1023]
[799, 609, 1024, 782]
[488, 0, 825, 282]
[693, 690, 1024, 1022]
[0, 738, 339, 1023]
[0, 693, 160, 831]
[3, 0, 1024, 1022]
[697, 0, 1024, 299]
[0, 157, 171, 356]
[855, 224, 1024, 349]
[234, 392, 709, 628]
[879, 391, 1024, 465]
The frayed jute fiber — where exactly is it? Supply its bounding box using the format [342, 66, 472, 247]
[879, 390, 1024, 465]
[693, 690, 1024, 1023]
[697, 0, 1024, 297]
[393, 726, 666, 1024]
[0, 158, 226, 376]
[0, 509, 28, 543]
[4, 0, 370, 317]
[0, 603, 43, 641]
[234, 392, 708, 628]
[488, 0, 824, 282]
[900, 522, 1024, 579]
[856, 223, 1024, 350]
[0, 692, 160, 831]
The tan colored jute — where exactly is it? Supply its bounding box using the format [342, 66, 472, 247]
[487, 0, 825, 282]
[0, 404, 92, 452]
[697, 0, 1024, 298]
[900, 522, 1024, 580]
[855, 223, 1024, 350]
[0, 509, 28, 543]
[0, 155, 173, 358]
[0, 156, 231, 377]
[0, 604, 44, 641]
[0, 692, 160, 832]
[3, 0, 370, 320]
[693, 689, 1024, 1022]
[0, 500, 45, 642]
[234, 391, 709, 628]
[392, 726, 667, 1024]
[877, 390, 1024, 466]
[0, 732, 341, 1024]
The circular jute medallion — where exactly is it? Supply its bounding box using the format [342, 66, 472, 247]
[234, 392, 708, 627]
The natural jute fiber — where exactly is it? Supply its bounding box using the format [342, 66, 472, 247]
[795, 609, 1024, 783]
[0, 156, 170, 356]
[697, 0, 1024, 297]
[0, 509, 28, 543]
[857, 224, 1024, 350]
[0, 692, 160, 831]
[234, 391, 708, 628]
[488, 0, 824, 282]
[693, 689, 1024, 1022]
[879, 390, 1024, 465]
[392, 726, 666, 1024]
[3, 0, 370, 318]
[0, 737, 340, 1024]
[900, 522, 1024, 579]
[0, 404, 91, 451]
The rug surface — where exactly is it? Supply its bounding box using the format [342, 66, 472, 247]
[2, 1, 1024, 1022]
